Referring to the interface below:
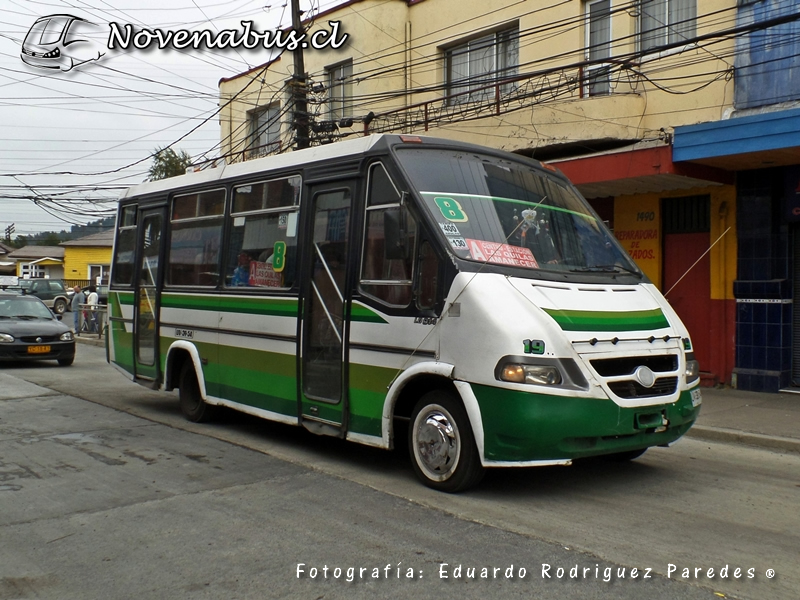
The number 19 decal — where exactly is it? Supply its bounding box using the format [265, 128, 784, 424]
[434, 196, 469, 222]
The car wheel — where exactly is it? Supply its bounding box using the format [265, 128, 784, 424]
[408, 391, 484, 492]
[53, 298, 67, 314]
[58, 356, 74, 366]
[179, 360, 217, 423]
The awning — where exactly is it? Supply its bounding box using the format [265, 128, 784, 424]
[551, 143, 733, 199]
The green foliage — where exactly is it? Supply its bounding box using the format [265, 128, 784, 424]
[42, 232, 62, 246]
[147, 146, 193, 181]
[11, 217, 114, 248]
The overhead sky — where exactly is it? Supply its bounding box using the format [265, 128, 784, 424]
[0, 0, 341, 236]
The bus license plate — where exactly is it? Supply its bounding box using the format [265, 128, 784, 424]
[27, 345, 51, 354]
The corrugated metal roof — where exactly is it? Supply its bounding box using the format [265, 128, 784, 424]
[60, 230, 115, 247]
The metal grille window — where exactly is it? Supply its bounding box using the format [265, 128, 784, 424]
[445, 27, 519, 105]
[640, 0, 697, 52]
[585, 0, 612, 96]
[247, 103, 281, 158]
[662, 195, 710, 234]
[327, 60, 353, 121]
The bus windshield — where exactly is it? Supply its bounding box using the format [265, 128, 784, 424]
[396, 147, 640, 277]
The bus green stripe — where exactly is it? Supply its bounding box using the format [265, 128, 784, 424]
[543, 307, 670, 332]
[350, 303, 388, 324]
[161, 294, 298, 317]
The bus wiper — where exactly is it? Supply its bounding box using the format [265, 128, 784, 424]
[571, 265, 642, 276]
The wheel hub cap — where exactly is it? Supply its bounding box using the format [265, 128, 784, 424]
[417, 411, 457, 473]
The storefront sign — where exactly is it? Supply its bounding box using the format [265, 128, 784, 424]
[613, 197, 661, 285]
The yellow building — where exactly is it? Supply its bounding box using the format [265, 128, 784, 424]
[218, 0, 800, 391]
[61, 230, 114, 286]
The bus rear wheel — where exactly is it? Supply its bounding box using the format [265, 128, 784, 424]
[179, 361, 218, 423]
[408, 391, 484, 493]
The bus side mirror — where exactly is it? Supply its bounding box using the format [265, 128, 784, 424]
[384, 208, 408, 260]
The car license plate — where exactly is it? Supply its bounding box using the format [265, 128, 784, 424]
[27, 345, 51, 354]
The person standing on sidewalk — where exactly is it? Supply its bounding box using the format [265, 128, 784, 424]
[71, 286, 85, 333]
[86, 286, 99, 332]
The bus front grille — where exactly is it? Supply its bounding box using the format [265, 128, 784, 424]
[608, 376, 678, 399]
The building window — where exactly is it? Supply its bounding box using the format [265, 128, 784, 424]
[640, 0, 696, 52]
[247, 103, 281, 158]
[20, 264, 44, 278]
[445, 26, 519, 105]
[327, 60, 353, 121]
[585, 0, 612, 96]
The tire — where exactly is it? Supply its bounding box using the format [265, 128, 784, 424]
[57, 356, 74, 366]
[605, 448, 647, 462]
[179, 360, 217, 423]
[53, 298, 67, 315]
[408, 391, 484, 492]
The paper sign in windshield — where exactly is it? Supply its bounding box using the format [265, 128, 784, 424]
[249, 261, 282, 287]
[466, 239, 539, 269]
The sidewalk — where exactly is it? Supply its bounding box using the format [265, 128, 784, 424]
[73, 336, 800, 453]
[689, 386, 800, 453]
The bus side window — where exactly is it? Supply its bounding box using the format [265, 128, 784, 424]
[359, 163, 416, 307]
[112, 206, 138, 286]
[415, 240, 439, 311]
[226, 176, 301, 290]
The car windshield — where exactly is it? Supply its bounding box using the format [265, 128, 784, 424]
[396, 147, 640, 277]
[25, 17, 70, 45]
[0, 296, 54, 319]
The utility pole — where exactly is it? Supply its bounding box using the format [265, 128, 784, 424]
[4, 223, 14, 242]
[291, 0, 309, 149]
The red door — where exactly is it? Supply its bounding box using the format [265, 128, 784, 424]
[663, 232, 712, 377]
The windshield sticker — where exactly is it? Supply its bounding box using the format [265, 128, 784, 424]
[434, 197, 468, 222]
[466, 239, 539, 269]
[448, 237, 468, 252]
[439, 222, 461, 236]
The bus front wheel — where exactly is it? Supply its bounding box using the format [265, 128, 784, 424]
[179, 361, 218, 423]
[409, 391, 484, 492]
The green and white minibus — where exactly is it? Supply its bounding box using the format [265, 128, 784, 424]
[107, 134, 701, 492]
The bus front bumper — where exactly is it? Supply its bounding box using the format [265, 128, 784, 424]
[471, 384, 701, 463]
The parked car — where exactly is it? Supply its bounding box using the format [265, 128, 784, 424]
[17, 279, 74, 314]
[0, 292, 75, 366]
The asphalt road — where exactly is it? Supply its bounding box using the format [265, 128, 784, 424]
[1, 344, 797, 600]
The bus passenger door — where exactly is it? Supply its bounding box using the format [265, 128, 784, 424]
[300, 182, 354, 435]
[133, 208, 165, 385]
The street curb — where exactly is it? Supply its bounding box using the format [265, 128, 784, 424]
[75, 336, 105, 348]
[686, 425, 800, 454]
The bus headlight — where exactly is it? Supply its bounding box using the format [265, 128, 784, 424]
[685, 353, 699, 384]
[500, 363, 562, 386]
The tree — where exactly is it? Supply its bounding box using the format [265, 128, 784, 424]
[147, 147, 193, 181]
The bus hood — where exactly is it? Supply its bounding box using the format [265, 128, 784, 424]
[506, 278, 685, 346]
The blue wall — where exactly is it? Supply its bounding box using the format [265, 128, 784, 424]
[736, 0, 800, 109]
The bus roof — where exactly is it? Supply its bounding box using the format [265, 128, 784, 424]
[119, 133, 563, 201]
[119, 134, 388, 201]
